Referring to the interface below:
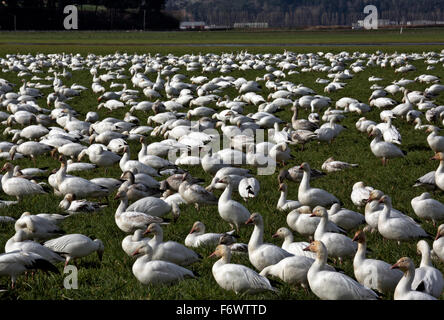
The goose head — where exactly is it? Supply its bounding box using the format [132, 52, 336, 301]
[245, 212, 263, 226]
[378, 195, 392, 207]
[367, 189, 384, 203]
[189, 221, 205, 235]
[299, 162, 311, 172]
[132, 243, 153, 257]
[272, 227, 290, 239]
[120, 171, 135, 183]
[435, 224, 444, 240]
[431, 152, 444, 161]
[64, 193, 75, 203]
[114, 189, 128, 201]
[208, 244, 231, 259]
[144, 223, 161, 236]
[1, 162, 14, 173]
[310, 206, 328, 218]
[302, 240, 325, 255]
[278, 183, 287, 192]
[352, 230, 366, 244]
[390, 257, 414, 272]
[94, 239, 105, 261]
[277, 169, 288, 184]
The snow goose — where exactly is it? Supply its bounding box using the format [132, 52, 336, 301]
[433, 224, 444, 263]
[131, 243, 195, 285]
[127, 196, 180, 221]
[238, 177, 259, 201]
[413, 171, 436, 189]
[298, 162, 340, 208]
[59, 194, 106, 214]
[272, 227, 315, 259]
[304, 241, 379, 300]
[321, 157, 358, 172]
[217, 175, 250, 231]
[160, 172, 203, 192]
[9, 142, 52, 163]
[369, 127, 406, 165]
[352, 230, 403, 294]
[411, 240, 444, 298]
[377, 195, 430, 244]
[351, 181, 374, 209]
[431, 152, 444, 191]
[278, 166, 325, 184]
[120, 146, 159, 177]
[391, 257, 437, 300]
[114, 190, 164, 233]
[311, 206, 357, 263]
[84, 145, 121, 170]
[209, 244, 277, 294]
[121, 229, 152, 257]
[327, 203, 365, 231]
[0, 251, 59, 289]
[277, 183, 302, 212]
[245, 213, 293, 272]
[411, 192, 444, 226]
[291, 102, 318, 131]
[1, 162, 47, 201]
[286, 206, 345, 239]
[5, 230, 65, 264]
[14, 212, 64, 241]
[178, 173, 218, 210]
[55, 158, 109, 199]
[144, 223, 201, 266]
[426, 126, 444, 153]
[185, 221, 233, 248]
[44, 234, 104, 267]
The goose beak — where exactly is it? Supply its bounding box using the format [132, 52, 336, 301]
[245, 217, 253, 225]
[189, 227, 197, 234]
[390, 263, 400, 270]
[208, 251, 217, 258]
[303, 245, 311, 251]
[143, 228, 152, 235]
[436, 233, 442, 241]
[132, 249, 140, 256]
[271, 233, 279, 238]
[430, 154, 438, 160]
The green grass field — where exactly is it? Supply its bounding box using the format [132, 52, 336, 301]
[0, 30, 443, 300]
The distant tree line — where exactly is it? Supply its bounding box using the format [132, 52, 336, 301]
[165, 0, 444, 27]
[0, 0, 179, 30]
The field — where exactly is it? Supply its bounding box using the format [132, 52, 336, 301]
[0, 30, 444, 300]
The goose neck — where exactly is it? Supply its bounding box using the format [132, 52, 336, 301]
[248, 222, 264, 250]
[419, 245, 432, 268]
[299, 169, 310, 192]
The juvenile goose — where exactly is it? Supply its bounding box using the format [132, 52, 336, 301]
[304, 241, 379, 300]
[352, 230, 403, 294]
[391, 257, 437, 300]
[277, 183, 302, 212]
[298, 162, 340, 208]
[209, 244, 277, 294]
[59, 193, 106, 213]
[311, 206, 357, 263]
[411, 240, 444, 298]
[278, 166, 325, 184]
[44, 234, 104, 267]
[328, 203, 365, 231]
[245, 213, 293, 272]
[132, 243, 196, 285]
[144, 223, 201, 266]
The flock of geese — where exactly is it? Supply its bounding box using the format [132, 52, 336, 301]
[0, 49, 444, 300]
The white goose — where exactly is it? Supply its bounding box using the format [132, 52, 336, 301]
[209, 244, 277, 294]
[312, 206, 357, 263]
[245, 213, 293, 272]
[144, 223, 201, 266]
[304, 241, 379, 300]
[272, 227, 315, 259]
[120, 146, 159, 177]
[121, 229, 152, 257]
[238, 177, 260, 201]
[352, 230, 403, 294]
[44, 234, 104, 267]
[411, 192, 444, 226]
[411, 240, 444, 298]
[327, 203, 365, 231]
[5, 230, 65, 264]
[350, 181, 374, 209]
[127, 196, 180, 221]
[426, 126, 444, 153]
[1, 162, 47, 201]
[185, 221, 231, 248]
[14, 212, 64, 241]
[431, 152, 444, 191]
[114, 191, 163, 233]
[433, 224, 444, 263]
[218, 175, 250, 231]
[391, 257, 437, 300]
[377, 195, 430, 244]
[277, 183, 302, 212]
[369, 127, 406, 165]
[298, 162, 340, 208]
[132, 243, 195, 285]
[0, 250, 59, 289]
